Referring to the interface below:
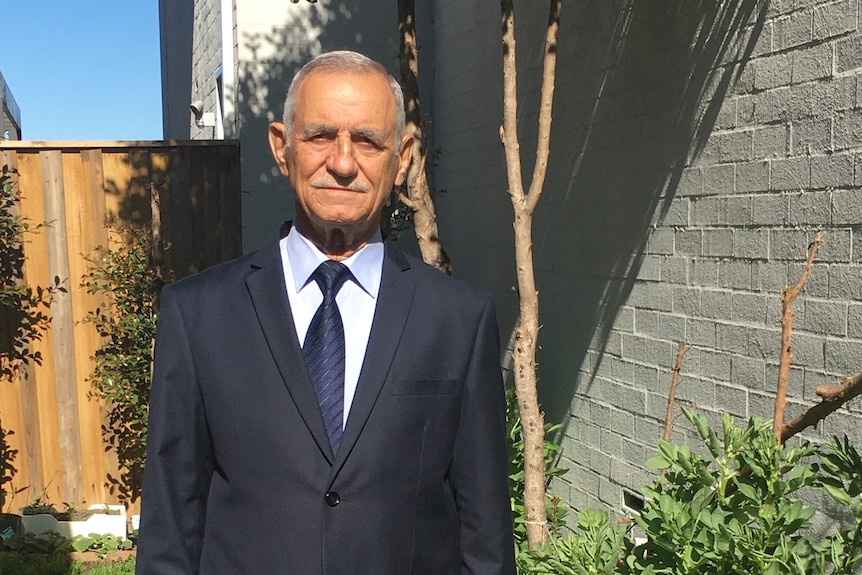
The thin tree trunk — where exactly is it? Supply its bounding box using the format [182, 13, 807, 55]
[500, 0, 561, 550]
[397, 0, 452, 275]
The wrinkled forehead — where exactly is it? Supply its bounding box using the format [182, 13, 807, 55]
[293, 69, 397, 128]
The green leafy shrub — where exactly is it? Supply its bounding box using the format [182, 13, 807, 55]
[0, 165, 60, 380]
[630, 408, 821, 574]
[83, 225, 168, 504]
[813, 435, 862, 575]
[517, 509, 629, 575]
[513, 408, 862, 575]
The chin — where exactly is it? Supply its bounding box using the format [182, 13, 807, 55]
[317, 212, 359, 225]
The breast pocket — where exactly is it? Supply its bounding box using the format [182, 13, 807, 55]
[391, 379, 458, 396]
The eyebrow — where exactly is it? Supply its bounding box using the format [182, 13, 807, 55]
[299, 123, 390, 147]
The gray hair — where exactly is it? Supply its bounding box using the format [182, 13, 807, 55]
[282, 50, 407, 145]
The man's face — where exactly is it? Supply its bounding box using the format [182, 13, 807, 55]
[269, 69, 412, 251]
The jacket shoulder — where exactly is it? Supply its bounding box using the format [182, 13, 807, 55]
[163, 242, 270, 300]
[397, 249, 494, 309]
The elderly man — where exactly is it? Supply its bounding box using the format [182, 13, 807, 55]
[136, 50, 515, 574]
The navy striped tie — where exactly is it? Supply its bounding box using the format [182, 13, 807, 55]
[303, 260, 351, 456]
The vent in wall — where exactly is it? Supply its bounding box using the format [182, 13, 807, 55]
[622, 488, 645, 515]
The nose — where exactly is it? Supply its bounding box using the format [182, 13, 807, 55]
[326, 133, 358, 178]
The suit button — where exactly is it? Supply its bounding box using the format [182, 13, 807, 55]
[325, 491, 340, 507]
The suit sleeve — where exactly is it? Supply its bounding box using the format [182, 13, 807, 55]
[451, 297, 517, 575]
[136, 285, 213, 575]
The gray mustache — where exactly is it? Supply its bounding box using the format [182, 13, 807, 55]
[311, 179, 370, 193]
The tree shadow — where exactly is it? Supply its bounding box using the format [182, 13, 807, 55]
[524, 0, 769, 425]
[236, 1, 401, 143]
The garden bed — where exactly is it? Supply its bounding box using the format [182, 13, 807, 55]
[21, 505, 126, 539]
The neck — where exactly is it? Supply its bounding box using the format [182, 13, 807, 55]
[296, 221, 375, 261]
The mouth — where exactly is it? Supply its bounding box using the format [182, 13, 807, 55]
[312, 180, 369, 193]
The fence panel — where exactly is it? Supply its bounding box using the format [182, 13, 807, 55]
[0, 140, 241, 514]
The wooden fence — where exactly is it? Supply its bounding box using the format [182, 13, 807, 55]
[0, 140, 241, 514]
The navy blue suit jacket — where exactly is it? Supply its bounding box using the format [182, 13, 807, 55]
[136, 225, 515, 574]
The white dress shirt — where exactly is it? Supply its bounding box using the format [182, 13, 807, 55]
[279, 224, 383, 430]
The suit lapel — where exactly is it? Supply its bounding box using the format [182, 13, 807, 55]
[333, 243, 414, 472]
[245, 229, 334, 462]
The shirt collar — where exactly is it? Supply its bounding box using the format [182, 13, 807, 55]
[285, 224, 384, 298]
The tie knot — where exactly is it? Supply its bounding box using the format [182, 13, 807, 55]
[312, 260, 351, 298]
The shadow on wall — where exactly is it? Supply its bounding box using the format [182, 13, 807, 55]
[235, 1, 401, 249]
[532, 0, 768, 425]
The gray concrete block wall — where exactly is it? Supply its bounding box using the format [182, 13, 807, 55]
[427, 0, 862, 519]
[561, 0, 862, 514]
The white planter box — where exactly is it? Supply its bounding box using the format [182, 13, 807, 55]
[21, 504, 126, 539]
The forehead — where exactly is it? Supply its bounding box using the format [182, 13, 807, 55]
[293, 70, 396, 132]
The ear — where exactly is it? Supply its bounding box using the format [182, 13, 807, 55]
[393, 134, 414, 186]
[268, 122, 291, 177]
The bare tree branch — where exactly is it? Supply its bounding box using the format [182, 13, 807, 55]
[780, 373, 862, 443]
[774, 231, 825, 437]
[500, 0, 524, 204]
[664, 343, 689, 442]
[526, 0, 561, 212]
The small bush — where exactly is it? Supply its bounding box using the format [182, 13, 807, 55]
[83, 225, 168, 504]
[514, 409, 862, 575]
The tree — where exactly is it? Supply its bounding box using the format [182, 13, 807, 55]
[396, 0, 452, 275]
[393, 0, 562, 550]
[499, 0, 562, 550]
[309, 0, 560, 551]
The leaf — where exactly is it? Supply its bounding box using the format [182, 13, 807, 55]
[646, 456, 671, 471]
[71, 536, 94, 553]
[735, 481, 761, 505]
[821, 477, 853, 507]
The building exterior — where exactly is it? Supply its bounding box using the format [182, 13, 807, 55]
[162, 0, 862, 526]
[0, 71, 22, 140]
[159, 0, 404, 251]
[425, 0, 862, 527]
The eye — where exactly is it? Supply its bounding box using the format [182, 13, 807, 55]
[309, 132, 334, 143]
[353, 135, 385, 154]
